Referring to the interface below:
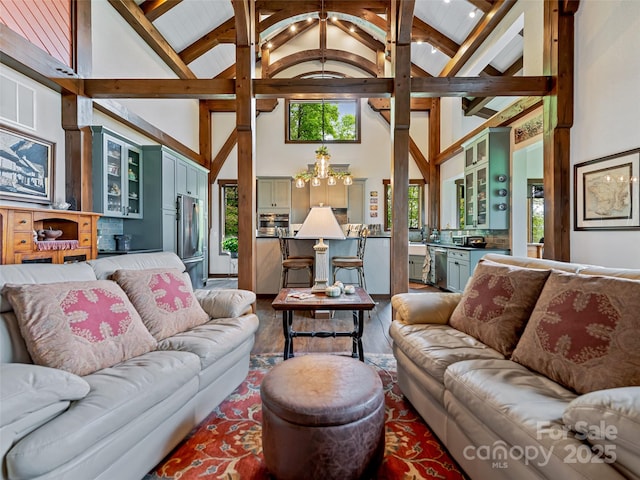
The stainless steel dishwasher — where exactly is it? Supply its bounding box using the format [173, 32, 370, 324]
[434, 247, 448, 290]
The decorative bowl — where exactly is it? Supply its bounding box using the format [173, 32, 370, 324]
[39, 228, 63, 240]
[470, 241, 487, 249]
[52, 201, 71, 210]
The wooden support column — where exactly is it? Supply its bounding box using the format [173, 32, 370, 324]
[233, 0, 256, 292]
[429, 97, 441, 229]
[542, 0, 577, 261]
[199, 100, 213, 232]
[390, 0, 414, 296]
[63, 0, 92, 211]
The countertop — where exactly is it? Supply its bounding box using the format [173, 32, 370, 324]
[424, 242, 510, 252]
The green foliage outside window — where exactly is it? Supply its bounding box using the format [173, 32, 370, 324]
[288, 100, 357, 141]
[385, 183, 423, 230]
[221, 184, 238, 253]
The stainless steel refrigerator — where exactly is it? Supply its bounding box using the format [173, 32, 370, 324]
[177, 194, 205, 288]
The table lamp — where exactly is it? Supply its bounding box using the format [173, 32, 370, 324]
[296, 205, 345, 292]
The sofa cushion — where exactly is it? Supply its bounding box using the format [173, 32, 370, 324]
[5, 350, 200, 479]
[2, 281, 157, 376]
[389, 322, 504, 387]
[112, 268, 209, 341]
[391, 292, 461, 325]
[194, 288, 256, 318]
[443, 359, 623, 477]
[512, 271, 640, 394]
[449, 260, 551, 356]
[88, 251, 186, 280]
[0, 364, 90, 426]
[563, 387, 640, 477]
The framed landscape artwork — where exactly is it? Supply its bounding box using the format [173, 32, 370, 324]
[574, 148, 640, 230]
[0, 125, 54, 204]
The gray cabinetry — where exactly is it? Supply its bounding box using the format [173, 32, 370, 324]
[447, 250, 471, 292]
[91, 126, 142, 219]
[347, 179, 366, 224]
[409, 255, 425, 282]
[310, 182, 347, 208]
[176, 160, 200, 197]
[463, 128, 510, 230]
[257, 177, 291, 213]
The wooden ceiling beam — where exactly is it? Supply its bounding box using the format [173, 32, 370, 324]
[465, 56, 524, 116]
[332, 19, 385, 52]
[255, 1, 390, 15]
[261, 18, 316, 52]
[84, 79, 236, 98]
[139, 0, 182, 22]
[434, 96, 542, 165]
[267, 49, 378, 77]
[439, 0, 516, 77]
[203, 98, 279, 112]
[255, 78, 393, 98]
[412, 17, 458, 58]
[107, 0, 196, 79]
[216, 64, 236, 79]
[368, 97, 433, 111]
[468, 0, 494, 14]
[180, 18, 236, 65]
[411, 75, 550, 97]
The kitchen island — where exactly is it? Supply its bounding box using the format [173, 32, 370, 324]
[256, 235, 391, 295]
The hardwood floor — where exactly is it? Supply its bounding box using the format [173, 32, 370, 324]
[204, 277, 439, 358]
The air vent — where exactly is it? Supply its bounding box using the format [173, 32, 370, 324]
[0, 75, 35, 129]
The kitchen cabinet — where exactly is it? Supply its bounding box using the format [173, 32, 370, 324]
[447, 249, 471, 292]
[176, 159, 206, 198]
[125, 146, 208, 259]
[463, 128, 510, 230]
[91, 126, 143, 219]
[409, 255, 425, 282]
[347, 179, 366, 224]
[257, 177, 291, 213]
[310, 181, 347, 208]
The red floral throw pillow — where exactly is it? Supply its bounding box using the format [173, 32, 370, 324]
[512, 271, 640, 394]
[111, 268, 209, 341]
[449, 260, 551, 356]
[2, 281, 157, 376]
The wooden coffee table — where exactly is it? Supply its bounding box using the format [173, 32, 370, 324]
[271, 287, 376, 361]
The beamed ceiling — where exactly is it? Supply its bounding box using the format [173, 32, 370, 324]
[93, 0, 539, 118]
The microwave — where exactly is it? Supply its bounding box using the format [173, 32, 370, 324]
[452, 235, 484, 247]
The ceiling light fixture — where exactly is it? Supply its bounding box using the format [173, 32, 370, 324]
[290, 24, 297, 32]
[293, 0, 352, 189]
[443, 0, 450, 3]
[350, 26, 356, 33]
[417, 40, 423, 45]
[266, 41, 273, 49]
[469, 9, 477, 18]
[431, 45, 437, 54]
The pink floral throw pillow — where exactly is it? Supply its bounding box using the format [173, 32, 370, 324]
[111, 268, 209, 341]
[449, 260, 551, 356]
[512, 271, 640, 394]
[2, 281, 157, 376]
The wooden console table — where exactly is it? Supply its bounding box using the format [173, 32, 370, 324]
[271, 287, 375, 361]
[0, 206, 101, 264]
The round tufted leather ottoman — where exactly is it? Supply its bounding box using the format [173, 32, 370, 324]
[260, 354, 385, 480]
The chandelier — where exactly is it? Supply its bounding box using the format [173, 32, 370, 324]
[294, 146, 353, 188]
[293, 0, 353, 189]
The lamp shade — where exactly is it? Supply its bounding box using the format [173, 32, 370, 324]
[295, 206, 345, 240]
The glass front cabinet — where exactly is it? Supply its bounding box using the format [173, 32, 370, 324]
[463, 128, 510, 230]
[91, 126, 143, 218]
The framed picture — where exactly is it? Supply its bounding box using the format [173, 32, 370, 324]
[0, 125, 54, 204]
[574, 148, 640, 230]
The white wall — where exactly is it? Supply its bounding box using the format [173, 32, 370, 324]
[571, 0, 640, 268]
[0, 67, 66, 208]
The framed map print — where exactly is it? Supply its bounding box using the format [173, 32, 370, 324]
[574, 148, 640, 230]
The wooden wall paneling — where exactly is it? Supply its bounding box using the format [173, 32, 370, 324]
[429, 98, 441, 229]
[0, 0, 72, 66]
[542, 0, 576, 262]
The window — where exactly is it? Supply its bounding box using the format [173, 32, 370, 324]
[383, 180, 425, 231]
[528, 181, 544, 243]
[286, 99, 360, 143]
[219, 180, 238, 254]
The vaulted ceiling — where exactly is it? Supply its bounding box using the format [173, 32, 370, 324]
[109, 0, 525, 118]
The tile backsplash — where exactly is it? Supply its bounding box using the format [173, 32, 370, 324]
[97, 217, 123, 251]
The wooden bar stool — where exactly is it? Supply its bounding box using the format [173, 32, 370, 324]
[277, 228, 314, 288]
[332, 228, 368, 290]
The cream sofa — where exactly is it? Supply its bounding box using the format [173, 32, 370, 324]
[390, 254, 640, 480]
[0, 252, 259, 480]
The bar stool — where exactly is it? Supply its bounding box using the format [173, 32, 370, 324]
[277, 228, 314, 288]
[331, 228, 368, 290]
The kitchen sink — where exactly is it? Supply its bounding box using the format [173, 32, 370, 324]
[408, 242, 427, 255]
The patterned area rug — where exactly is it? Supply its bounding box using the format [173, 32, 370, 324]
[144, 354, 465, 479]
